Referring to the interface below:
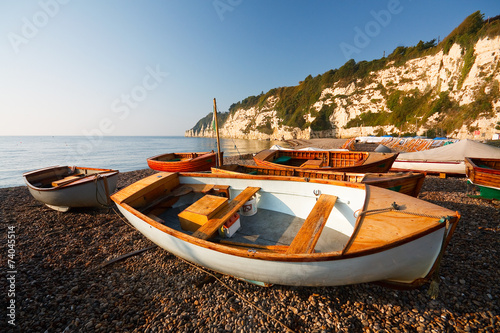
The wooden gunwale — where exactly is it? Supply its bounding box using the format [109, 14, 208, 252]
[213, 165, 425, 197]
[465, 157, 500, 189]
[147, 152, 219, 172]
[112, 172, 459, 263]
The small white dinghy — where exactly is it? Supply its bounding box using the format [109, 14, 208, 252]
[111, 172, 460, 288]
[23, 166, 119, 212]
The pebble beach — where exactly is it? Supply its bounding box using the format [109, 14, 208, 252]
[1, 141, 499, 332]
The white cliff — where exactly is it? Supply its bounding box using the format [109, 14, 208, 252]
[186, 36, 500, 140]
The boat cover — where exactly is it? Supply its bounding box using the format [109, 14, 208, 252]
[396, 139, 500, 162]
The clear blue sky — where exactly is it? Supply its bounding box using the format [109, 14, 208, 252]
[1, 0, 499, 136]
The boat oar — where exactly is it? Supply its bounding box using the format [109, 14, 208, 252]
[53, 171, 113, 187]
[99, 245, 157, 268]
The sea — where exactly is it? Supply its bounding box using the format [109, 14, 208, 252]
[0, 136, 284, 189]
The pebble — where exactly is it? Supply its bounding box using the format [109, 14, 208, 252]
[2, 152, 499, 332]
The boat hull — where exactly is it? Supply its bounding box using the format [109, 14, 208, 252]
[116, 203, 446, 286]
[465, 157, 500, 199]
[24, 166, 118, 211]
[147, 152, 219, 172]
[253, 149, 398, 173]
[112, 172, 460, 288]
[212, 164, 425, 197]
[391, 160, 465, 175]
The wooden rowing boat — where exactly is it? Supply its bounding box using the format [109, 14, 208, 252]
[111, 172, 459, 288]
[253, 149, 398, 173]
[23, 166, 119, 212]
[212, 164, 425, 197]
[147, 151, 221, 172]
[465, 157, 500, 200]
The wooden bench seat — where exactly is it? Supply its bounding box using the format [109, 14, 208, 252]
[51, 175, 82, 187]
[286, 194, 337, 254]
[300, 159, 324, 168]
[191, 187, 260, 240]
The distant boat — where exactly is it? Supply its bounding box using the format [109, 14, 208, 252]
[253, 149, 398, 173]
[465, 157, 500, 200]
[212, 164, 425, 197]
[111, 171, 460, 288]
[147, 152, 221, 172]
[391, 139, 500, 175]
[23, 166, 119, 212]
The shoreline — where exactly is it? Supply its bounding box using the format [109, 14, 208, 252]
[1, 152, 499, 331]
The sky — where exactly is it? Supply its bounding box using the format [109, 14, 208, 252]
[1, 0, 499, 136]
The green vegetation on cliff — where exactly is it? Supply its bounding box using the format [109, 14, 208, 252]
[190, 12, 500, 135]
[189, 112, 229, 134]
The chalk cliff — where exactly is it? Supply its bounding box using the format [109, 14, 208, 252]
[186, 15, 500, 140]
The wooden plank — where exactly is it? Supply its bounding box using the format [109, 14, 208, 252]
[140, 185, 194, 214]
[111, 172, 178, 204]
[300, 159, 324, 168]
[192, 187, 260, 240]
[219, 240, 289, 253]
[51, 175, 82, 187]
[178, 195, 229, 232]
[286, 194, 337, 254]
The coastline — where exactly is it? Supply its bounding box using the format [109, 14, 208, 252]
[2, 154, 498, 331]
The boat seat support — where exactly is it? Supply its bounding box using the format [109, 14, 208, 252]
[192, 186, 260, 240]
[286, 194, 337, 254]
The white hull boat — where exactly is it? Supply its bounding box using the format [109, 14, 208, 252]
[391, 139, 500, 175]
[24, 166, 119, 212]
[111, 172, 460, 288]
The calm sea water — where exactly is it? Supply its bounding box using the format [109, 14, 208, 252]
[0, 136, 283, 188]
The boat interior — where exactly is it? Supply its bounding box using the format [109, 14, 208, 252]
[25, 166, 116, 188]
[214, 164, 368, 183]
[119, 173, 360, 254]
[469, 157, 500, 170]
[153, 152, 214, 162]
[264, 150, 368, 168]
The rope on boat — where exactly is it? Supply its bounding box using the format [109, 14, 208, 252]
[176, 256, 296, 333]
[427, 217, 451, 299]
[94, 174, 114, 208]
[356, 202, 453, 221]
[109, 199, 293, 329]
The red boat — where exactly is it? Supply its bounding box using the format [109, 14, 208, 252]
[147, 152, 221, 172]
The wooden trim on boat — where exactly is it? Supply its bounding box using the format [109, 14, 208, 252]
[465, 157, 500, 189]
[213, 165, 426, 197]
[286, 194, 337, 254]
[253, 149, 398, 173]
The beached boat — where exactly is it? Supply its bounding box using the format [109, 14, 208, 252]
[391, 139, 500, 175]
[147, 152, 221, 172]
[23, 166, 119, 212]
[111, 172, 460, 288]
[465, 157, 500, 200]
[212, 164, 425, 197]
[253, 149, 398, 173]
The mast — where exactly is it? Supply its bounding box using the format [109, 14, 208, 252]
[213, 98, 222, 167]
